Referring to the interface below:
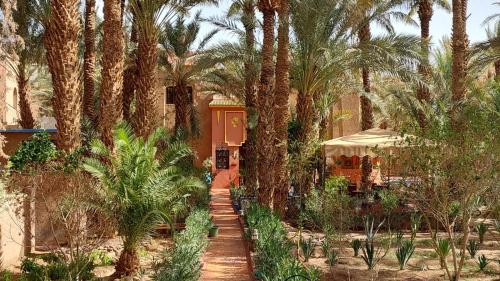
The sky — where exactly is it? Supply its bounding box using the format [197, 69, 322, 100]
[96, 0, 499, 46]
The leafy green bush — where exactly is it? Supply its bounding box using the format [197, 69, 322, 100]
[155, 209, 211, 281]
[267, 259, 320, 281]
[395, 240, 415, 270]
[19, 254, 95, 281]
[9, 132, 57, 171]
[247, 204, 319, 280]
[378, 189, 399, 214]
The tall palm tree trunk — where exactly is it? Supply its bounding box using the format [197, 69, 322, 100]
[83, 0, 96, 123]
[173, 83, 191, 135]
[451, 0, 467, 110]
[417, 0, 432, 129]
[44, 0, 82, 152]
[115, 247, 140, 277]
[272, 0, 290, 216]
[123, 15, 138, 123]
[16, 1, 35, 129]
[359, 23, 374, 191]
[243, 5, 258, 196]
[133, 31, 158, 139]
[18, 62, 35, 129]
[99, 0, 124, 147]
[295, 90, 317, 196]
[256, 0, 276, 206]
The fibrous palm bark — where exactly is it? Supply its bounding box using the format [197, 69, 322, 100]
[83, 0, 97, 123]
[256, 0, 277, 206]
[242, 2, 258, 194]
[133, 28, 158, 139]
[358, 23, 374, 192]
[15, 0, 35, 129]
[17, 70, 35, 129]
[123, 15, 138, 123]
[44, 0, 82, 152]
[272, 0, 290, 217]
[451, 0, 467, 104]
[99, 0, 124, 147]
[416, 0, 433, 129]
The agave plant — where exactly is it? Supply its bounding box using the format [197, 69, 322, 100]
[351, 239, 362, 257]
[467, 240, 479, 258]
[435, 238, 451, 269]
[395, 240, 415, 270]
[82, 124, 205, 277]
[477, 255, 490, 271]
[300, 237, 315, 262]
[361, 217, 389, 270]
[476, 223, 488, 244]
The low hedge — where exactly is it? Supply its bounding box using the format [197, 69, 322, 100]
[155, 208, 211, 281]
[246, 204, 320, 281]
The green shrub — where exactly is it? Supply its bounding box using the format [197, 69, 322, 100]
[300, 237, 315, 262]
[155, 209, 211, 281]
[19, 254, 95, 281]
[321, 239, 330, 257]
[247, 204, 318, 280]
[351, 239, 361, 257]
[9, 132, 57, 171]
[263, 258, 320, 281]
[395, 240, 415, 270]
[477, 255, 490, 271]
[467, 240, 479, 258]
[378, 189, 399, 214]
[475, 223, 488, 244]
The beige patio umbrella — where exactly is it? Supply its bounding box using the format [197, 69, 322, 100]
[321, 128, 408, 158]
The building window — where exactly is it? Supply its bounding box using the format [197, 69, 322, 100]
[166, 86, 175, 104]
[215, 144, 229, 169]
[165, 86, 194, 105]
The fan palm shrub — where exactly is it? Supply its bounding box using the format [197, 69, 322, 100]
[476, 223, 488, 244]
[82, 124, 205, 277]
[467, 239, 479, 258]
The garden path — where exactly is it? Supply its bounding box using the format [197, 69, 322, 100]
[200, 184, 253, 281]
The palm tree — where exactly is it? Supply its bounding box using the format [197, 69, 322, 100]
[159, 12, 217, 137]
[225, 0, 259, 195]
[272, 0, 290, 216]
[354, 0, 409, 191]
[0, 0, 47, 129]
[256, 0, 278, 205]
[402, 0, 450, 128]
[450, 0, 467, 126]
[122, 12, 138, 123]
[83, 0, 97, 123]
[43, 0, 82, 152]
[83, 124, 205, 277]
[131, 0, 214, 138]
[99, 0, 125, 147]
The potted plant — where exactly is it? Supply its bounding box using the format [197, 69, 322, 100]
[208, 222, 219, 237]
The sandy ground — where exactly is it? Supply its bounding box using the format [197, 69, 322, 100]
[284, 227, 500, 281]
